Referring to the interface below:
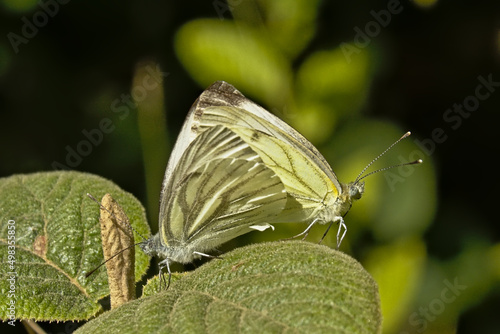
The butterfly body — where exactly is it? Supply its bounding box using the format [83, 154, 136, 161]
[140, 233, 201, 264]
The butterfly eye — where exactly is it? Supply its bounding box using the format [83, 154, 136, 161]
[349, 182, 364, 200]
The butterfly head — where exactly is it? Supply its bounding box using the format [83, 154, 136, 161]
[336, 181, 364, 216]
[348, 181, 365, 201]
[139, 234, 161, 257]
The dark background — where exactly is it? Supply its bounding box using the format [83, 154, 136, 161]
[1, 0, 499, 333]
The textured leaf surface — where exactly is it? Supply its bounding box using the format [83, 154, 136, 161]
[0, 171, 150, 321]
[78, 241, 381, 334]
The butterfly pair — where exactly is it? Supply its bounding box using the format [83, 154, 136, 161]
[139, 81, 418, 287]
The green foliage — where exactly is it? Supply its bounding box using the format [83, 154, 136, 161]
[0, 171, 150, 321]
[77, 241, 382, 334]
[230, 0, 321, 58]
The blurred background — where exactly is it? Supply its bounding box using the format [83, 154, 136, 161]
[1, 0, 499, 333]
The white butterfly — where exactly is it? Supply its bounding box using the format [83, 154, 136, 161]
[141, 81, 419, 287]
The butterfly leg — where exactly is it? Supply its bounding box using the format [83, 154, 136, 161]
[336, 217, 347, 250]
[158, 258, 172, 291]
[193, 251, 223, 260]
[319, 221, 334, 245]
[283, 218, 320, 241]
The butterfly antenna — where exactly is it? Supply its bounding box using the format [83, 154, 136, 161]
[85, 241, 143, 278]
[354, 131, 421, 184]
[86, 193, 147, 241]
[356, 159, 423, 183]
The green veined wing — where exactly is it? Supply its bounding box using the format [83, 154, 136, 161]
[160, 125, 287, 250]
[221, 125, 350, 225]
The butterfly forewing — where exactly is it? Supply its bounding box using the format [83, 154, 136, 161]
[178, 82, 346, 227]
[168, 125, 261, 185]
[201, 105, 341, 192]
[191, 82, 340, 187]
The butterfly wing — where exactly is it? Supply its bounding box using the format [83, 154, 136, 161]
[175, 81, 337, 182]
[159, 124, 261, 223]
[225, 125, 340, 223]
[191, 81, 341, 190]
[159, 125, 287, 250]
[166, 125, 262, 188]
[161, 81, 345, 229]
[158, 81, 271, 208]
[186, 82, 343, 223]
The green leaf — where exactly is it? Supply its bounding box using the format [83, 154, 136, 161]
[77, 241, 381, 334]
[0, 171, 151, 321]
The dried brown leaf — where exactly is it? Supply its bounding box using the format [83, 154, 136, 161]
[99, 194, 136, 309]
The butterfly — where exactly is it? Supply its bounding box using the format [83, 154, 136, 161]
[141, 81, 420, 288]
[175, 81, 420, 249]
[139, 122, 287, 288]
